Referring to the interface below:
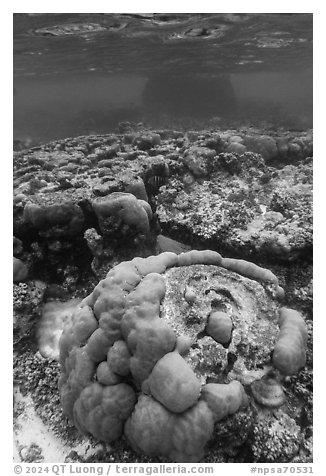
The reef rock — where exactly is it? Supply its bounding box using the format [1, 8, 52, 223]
[13, 129, 312, 263]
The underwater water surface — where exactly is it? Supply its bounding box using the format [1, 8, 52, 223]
[13, 13, 312, 148]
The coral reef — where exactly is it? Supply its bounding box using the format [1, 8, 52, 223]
[12, 127, 313, 463]
[250, 373, 285, 407]
[206, 311, 233, 344]
[92, 192, 152, 235]
[273, 308, 308, 375]
[201, 381, 248, 421]
[156, 154, 312, 260]
[13, 128, 312, 272]
[23, 200, 85, 238]
[13, 280, 47, 344]
[57, 251, 307, 462]
[147, 350, 201, 413]
[251, 412, 302, 462]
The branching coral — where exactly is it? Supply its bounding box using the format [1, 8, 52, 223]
[58, 251, 306, 462]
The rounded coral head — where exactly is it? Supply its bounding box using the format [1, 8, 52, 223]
[58, 251, 305, 462]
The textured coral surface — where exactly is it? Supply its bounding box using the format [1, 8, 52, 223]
[13, 128, 312, 262]
[13, 128, 312, 463]
[56, 252, 307, 462]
